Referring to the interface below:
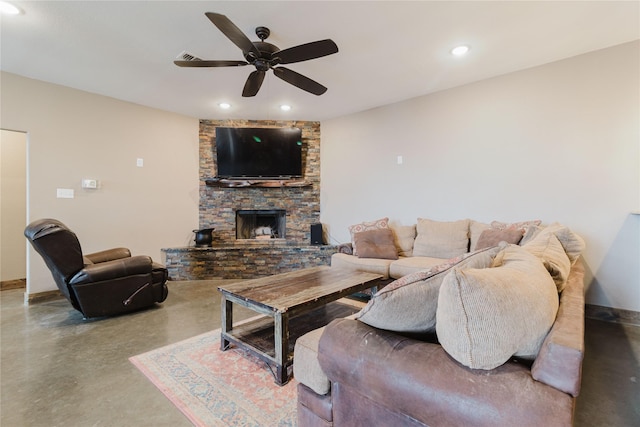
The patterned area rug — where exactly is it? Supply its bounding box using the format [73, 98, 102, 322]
[130, 324, 297, 426]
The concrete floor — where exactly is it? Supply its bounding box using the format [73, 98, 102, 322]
[1, 281, 639, 426]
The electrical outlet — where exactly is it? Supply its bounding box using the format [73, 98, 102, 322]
[57, 188, 74, 198]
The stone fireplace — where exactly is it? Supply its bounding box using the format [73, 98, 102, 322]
[161, 119, 336, 281]
[198, 119, 322, 244]
[236, 209, 286, 240]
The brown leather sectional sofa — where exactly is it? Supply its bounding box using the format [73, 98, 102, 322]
[295, 247, 585, 426]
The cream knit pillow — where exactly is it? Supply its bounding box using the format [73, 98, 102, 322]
[436, 245, 559, 370]
[356, 245, 501, 333]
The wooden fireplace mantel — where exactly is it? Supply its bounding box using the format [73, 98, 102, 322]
[205, 178, 312, 188]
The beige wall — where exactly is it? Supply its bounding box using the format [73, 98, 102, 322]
[0, 72, 200, 296]
[321, 41, 640, 312]
[0, 130, 27, 281]
[2, 41, 638, 312]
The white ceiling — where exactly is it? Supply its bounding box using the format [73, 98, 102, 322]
[1, 1, 638, 121]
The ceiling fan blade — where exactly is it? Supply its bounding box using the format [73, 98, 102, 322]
[275, 39, 339, 64]
[242, 70, 266, 97]
[174, 60, 248, 67]
[273, 67, 327, 96]
[205, 12, 260, 58]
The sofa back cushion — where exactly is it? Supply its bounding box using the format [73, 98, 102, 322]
[413, 218, 470, 259]
[436, 244, 559, 370]
[391, 224, 416, 257]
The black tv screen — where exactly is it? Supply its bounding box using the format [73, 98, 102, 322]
[215, 127, 303, 179]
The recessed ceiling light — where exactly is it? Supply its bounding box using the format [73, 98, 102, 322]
[218, 102, 231, 109]
[279, 104, 292, 111]
[451, 45, 470, 57]
[0, 1, 21, 15]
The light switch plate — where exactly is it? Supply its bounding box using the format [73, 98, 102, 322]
[82, 179, 98, 189]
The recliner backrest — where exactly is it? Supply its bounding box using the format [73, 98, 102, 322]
[24, 219, 85, 308]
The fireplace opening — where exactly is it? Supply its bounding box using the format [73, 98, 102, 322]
[236, 210, 286, 240]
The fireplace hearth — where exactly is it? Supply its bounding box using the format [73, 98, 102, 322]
[236, 209, 286, 240]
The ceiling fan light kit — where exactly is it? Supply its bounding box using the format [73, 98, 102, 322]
[175, 12, 339, 97]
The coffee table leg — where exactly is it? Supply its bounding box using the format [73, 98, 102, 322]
[220, 294, 232, 351]
[274, 311, 290, 385]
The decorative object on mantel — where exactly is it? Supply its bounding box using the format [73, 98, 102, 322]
[205, 177, 311, 188]
[193, 228, 215, 247]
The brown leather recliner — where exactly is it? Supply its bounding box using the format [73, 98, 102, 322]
[24, 218, 168, 318]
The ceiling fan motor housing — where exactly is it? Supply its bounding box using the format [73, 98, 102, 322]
[244, 41, 280, 67]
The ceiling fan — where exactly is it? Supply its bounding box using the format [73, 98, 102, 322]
[174, 12, 339, 97]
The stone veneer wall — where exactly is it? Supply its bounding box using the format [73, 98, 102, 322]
[163, 244, 336, 280]
[199, 119, 321, 243]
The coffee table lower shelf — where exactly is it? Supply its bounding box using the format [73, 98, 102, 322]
[220, 302, 361, 384]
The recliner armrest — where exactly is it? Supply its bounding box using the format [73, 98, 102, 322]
[69, 255, 153, 285]
[84, 247, 131, 263]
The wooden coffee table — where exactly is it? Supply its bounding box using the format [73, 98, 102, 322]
[218, 266, 383, 385]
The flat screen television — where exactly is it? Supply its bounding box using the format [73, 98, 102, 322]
[215, 127, 303, 179]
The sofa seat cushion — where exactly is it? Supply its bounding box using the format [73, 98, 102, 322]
[294, 326, 330, 395]
[388, 256, 445, 279]
[436, 244, 559, 370]
[357, 246, 501, 334]
[413, 218, 470, 259]
[330, 253, 393, 279]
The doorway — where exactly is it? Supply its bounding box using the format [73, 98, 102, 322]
[1, 129, 27, 290]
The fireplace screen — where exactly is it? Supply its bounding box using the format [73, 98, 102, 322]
[236, 210, 286, 240]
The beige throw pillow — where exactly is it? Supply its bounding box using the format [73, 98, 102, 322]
[356, 245, 501, 333]
[523, 232, 572, 292]
[413, 218, 470, 259]
[537, 223, 585, 265]
[436, 245, 559, 370]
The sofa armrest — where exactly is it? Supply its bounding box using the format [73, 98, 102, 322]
[70, 255, 153, 285]
[318, 318, 574, 426]
[532, 259, 585, 397]
[337, 243, 353, 255]
[84, 247, 131, 263]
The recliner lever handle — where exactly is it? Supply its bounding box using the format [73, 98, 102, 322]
[123, 282, 151, 306]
